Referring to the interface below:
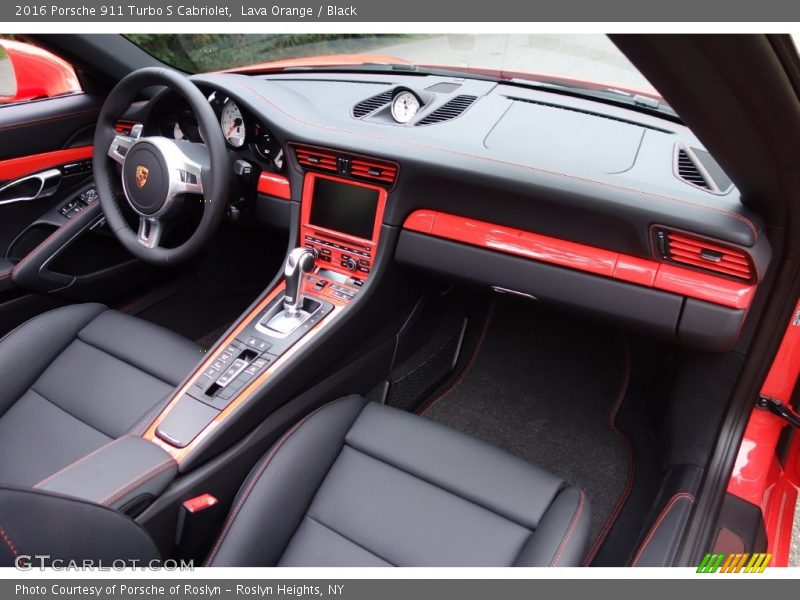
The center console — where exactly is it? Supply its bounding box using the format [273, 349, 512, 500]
[143, 163, 391, 463]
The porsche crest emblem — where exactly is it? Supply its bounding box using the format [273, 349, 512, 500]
[135, 165, 149, 189]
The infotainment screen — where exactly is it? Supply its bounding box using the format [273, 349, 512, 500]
[309, 178, 379, 241]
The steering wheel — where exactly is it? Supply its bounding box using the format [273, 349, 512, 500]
[93, 68, 229, 265]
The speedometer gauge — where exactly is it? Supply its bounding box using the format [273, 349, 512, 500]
[220, 99, 246, 147]
[391, 91, 421, 124]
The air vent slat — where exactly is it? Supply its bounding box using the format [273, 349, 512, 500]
[660, 230, 753, 281]
[296, 148, 338, 173]
[676, 148, 712, 191]
[350, 158, 398, 184]
[416, 95, 478, 126]
[352, 91, 394, 118]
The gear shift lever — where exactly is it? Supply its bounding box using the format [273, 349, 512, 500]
[283, 247, 316, 316]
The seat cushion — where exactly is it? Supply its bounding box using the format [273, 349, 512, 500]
[0, 303, 201, 487]
[207, 396, 591, 567]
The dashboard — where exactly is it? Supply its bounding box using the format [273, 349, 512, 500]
[128, 70, 772, 352]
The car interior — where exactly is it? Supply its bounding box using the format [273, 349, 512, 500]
[0, 33, 799, 568]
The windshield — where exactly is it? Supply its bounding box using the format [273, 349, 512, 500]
[126, 34, 661, 99]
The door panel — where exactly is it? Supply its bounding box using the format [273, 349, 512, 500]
[0, 85, 160, 335]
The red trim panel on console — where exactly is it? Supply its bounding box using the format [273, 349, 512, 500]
[404, 210, 755, 310]
[0, 146, 93, 181]
[257, 173, 291, 200]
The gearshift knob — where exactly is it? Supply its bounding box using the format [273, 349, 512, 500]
[283, 247, 316, 315]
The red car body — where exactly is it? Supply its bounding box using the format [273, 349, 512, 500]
[0, 39, 81, 104]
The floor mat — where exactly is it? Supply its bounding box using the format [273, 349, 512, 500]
[422, 296, 633, 559]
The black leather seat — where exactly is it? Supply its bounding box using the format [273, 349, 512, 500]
[0, 395, 590, 567]
[0, 303, 202, 488]
[206, 396, 591, 567]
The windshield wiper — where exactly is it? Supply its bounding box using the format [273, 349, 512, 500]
[509, 77, 680, 121]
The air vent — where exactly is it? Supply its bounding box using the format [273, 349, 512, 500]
[352, 91, 394, 118]
[115, 121, 139, 135]
[416, 95, 478, 126]
[691, 147, 733, 192]
[674, 145, 733, 194]
[676, 148, 711, 190]
[657, 229, 753, 281]
[295, 147, 338, 173]
[350, 158, 398, 184]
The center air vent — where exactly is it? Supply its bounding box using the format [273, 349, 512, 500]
[295, 147, 338, 173]
[415, 95, 478, 126]
[292, 145, 398, 187]
[656, 228, 753, 281]
[352, 91, 394, 118]
[674, 145, 733, 194]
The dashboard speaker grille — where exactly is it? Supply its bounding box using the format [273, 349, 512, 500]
[416, 95, 478, 126]
[658, 229, 753, 281]
[295, 147, 338, 173]
[352, 91, 394, 118]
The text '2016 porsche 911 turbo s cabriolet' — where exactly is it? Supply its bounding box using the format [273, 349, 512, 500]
[0, 33, 799, 568]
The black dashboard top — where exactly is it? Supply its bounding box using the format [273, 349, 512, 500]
[140, 70, 768, 271]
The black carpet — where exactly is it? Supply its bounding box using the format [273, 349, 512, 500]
[423, 297, 632, 560]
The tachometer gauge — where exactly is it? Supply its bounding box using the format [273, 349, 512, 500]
[391, 91, 421, 124]
[220, 99, 246, 147]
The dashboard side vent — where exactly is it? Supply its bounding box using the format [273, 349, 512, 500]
[676, 148, 711, 190]
[691, 147, 733, 192]
[416, 95, 478, 126]
[350, 158, 398, 184]
[656, 229, 753, 281]
[352, 91, 394, 118]
[674, 145, 733, 194]
[295, 147, 338, 173]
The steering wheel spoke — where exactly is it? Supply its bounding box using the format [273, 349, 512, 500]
[108, 134, 135, 165]
[137, 217, 163, 249]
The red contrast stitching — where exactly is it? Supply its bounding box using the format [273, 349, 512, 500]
[33, 436, 124, 489]
[582, 337, 635, 564]
[550, 489, 587, 567]
[204, 409, 319, 565]
[100, 459, 176, 506]
[237, 80, 759, 241]
[0, 525, 18, 558]
[630, 492, 695, 566]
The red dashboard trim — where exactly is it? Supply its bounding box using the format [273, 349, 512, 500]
[257, 173, 291, 200]
[0, 146, 93, 181]
[403, 210, 755, 310]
